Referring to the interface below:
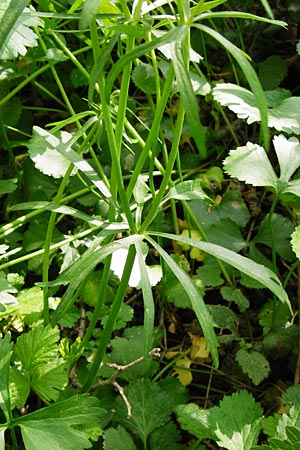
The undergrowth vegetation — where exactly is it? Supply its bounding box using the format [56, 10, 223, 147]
[1, 0, 300, 448]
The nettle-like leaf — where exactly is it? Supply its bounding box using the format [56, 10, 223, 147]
[12, 325, 68, 403]
[114, 378, 174, 444]
[28, 126, 78, 179]
[0, 2, 42, 60]
[103, 426, 136, 450]
[176, 390, 263, 450]
[213, 83, 300, 134]
[224, 135, 300, 198]
[236, 348, 270, 385]
[221, 286, 249, 312]
[14, 394, 106, 450]
[132, 63, 157, 95]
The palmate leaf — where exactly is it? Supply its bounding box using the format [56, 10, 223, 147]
[14, 394, 106, 450]
[176, 390, 262, 450]
[223, 142, 277, 188]
[0, 1, 42, 60]
[213, 83, 300, 134]
[224, 134, 300, 198]
[12, 325, 68, 403]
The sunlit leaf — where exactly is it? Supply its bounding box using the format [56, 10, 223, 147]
[0, 2, 42, 60]
[223, 142, 277, 188]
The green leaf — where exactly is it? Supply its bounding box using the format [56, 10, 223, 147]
[258, 55, 287, 90]
[115, 379, 173, 443]
[12, 325, 68, 402]
[208, 305, 238, 334]
[132, 63, 157, 95]
[253, 213, 295, 261]
[196, 25, 270, 149]
[206, 219, 246, 253]
[221, 286, 249, 312]
[146, 235, 219, 367]
[14, 394, 106, 450]
[149, 420, 184, 450]
[171, 35, 207, 159]
[162, 179, 210, 203]
[104, 426, 137, 450]
[109, 326, 162, 381]
[149, 232, 291, 311]
[273, 134, 300, 182]
[190, 190, 249, 229]
[28, 126, 78, 179]
[213, 83, 300, 134]
[0, 1, 42, 60]
[9, 366, 30, 410]
[176, 390, 263, 449]
[0, 179, 17, 195]
[236, 349, 270, 385]
[223, 142, 277, 189]
[0, 333, 13, 421]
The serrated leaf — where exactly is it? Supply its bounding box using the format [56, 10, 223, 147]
[213, 83, 260, 124]
[132, 63, 157, 95]
[213, 83, 300, 134]
[115, 378, 173, 442]
[0, 2, 42, 60]
[9, 367, 30, 409]
[163, 179, 210, 203]
[223, 142, 277, 188]
[236, 349, 270, 385]
[253, 213, 295, 261]
[28, 126, 78, 179]
[190, 190, 249, 230]
[104, 426, 137, 450]
[274, 134, 300, 182]
[149, 420, 184, 450]
[221, 286, 249, 312]
[0, 333, 13, 421]
[0, 179, 17, 194]
[14, 394, 105, 450]
[208, 305, 238, 333]
[175, 403, 217, 441]
[109, 326, 161, 381]
[12, 325, 68, 402]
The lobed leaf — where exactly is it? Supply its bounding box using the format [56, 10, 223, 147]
[14, 394, 106, 450]
[223, 142, 277, 188]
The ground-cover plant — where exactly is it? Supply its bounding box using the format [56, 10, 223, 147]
[0, 0, 300, 448]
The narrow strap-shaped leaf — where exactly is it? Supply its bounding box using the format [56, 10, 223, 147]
[149, 231, 291, 311]
[0, 0, 27, 55]
[145, 235, 219, 367]
[49, 234, 142, 325]
[105, 26, 186, 101]
[171, 37, 207, 159]
[135, 241, 155, 357]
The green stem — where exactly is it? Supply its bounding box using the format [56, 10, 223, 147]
[139, 99, 185, 233]
[80, 254, 112, 351]
[81, 245, 136, 392]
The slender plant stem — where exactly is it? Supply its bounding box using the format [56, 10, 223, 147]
[81, 245, 136, 392]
